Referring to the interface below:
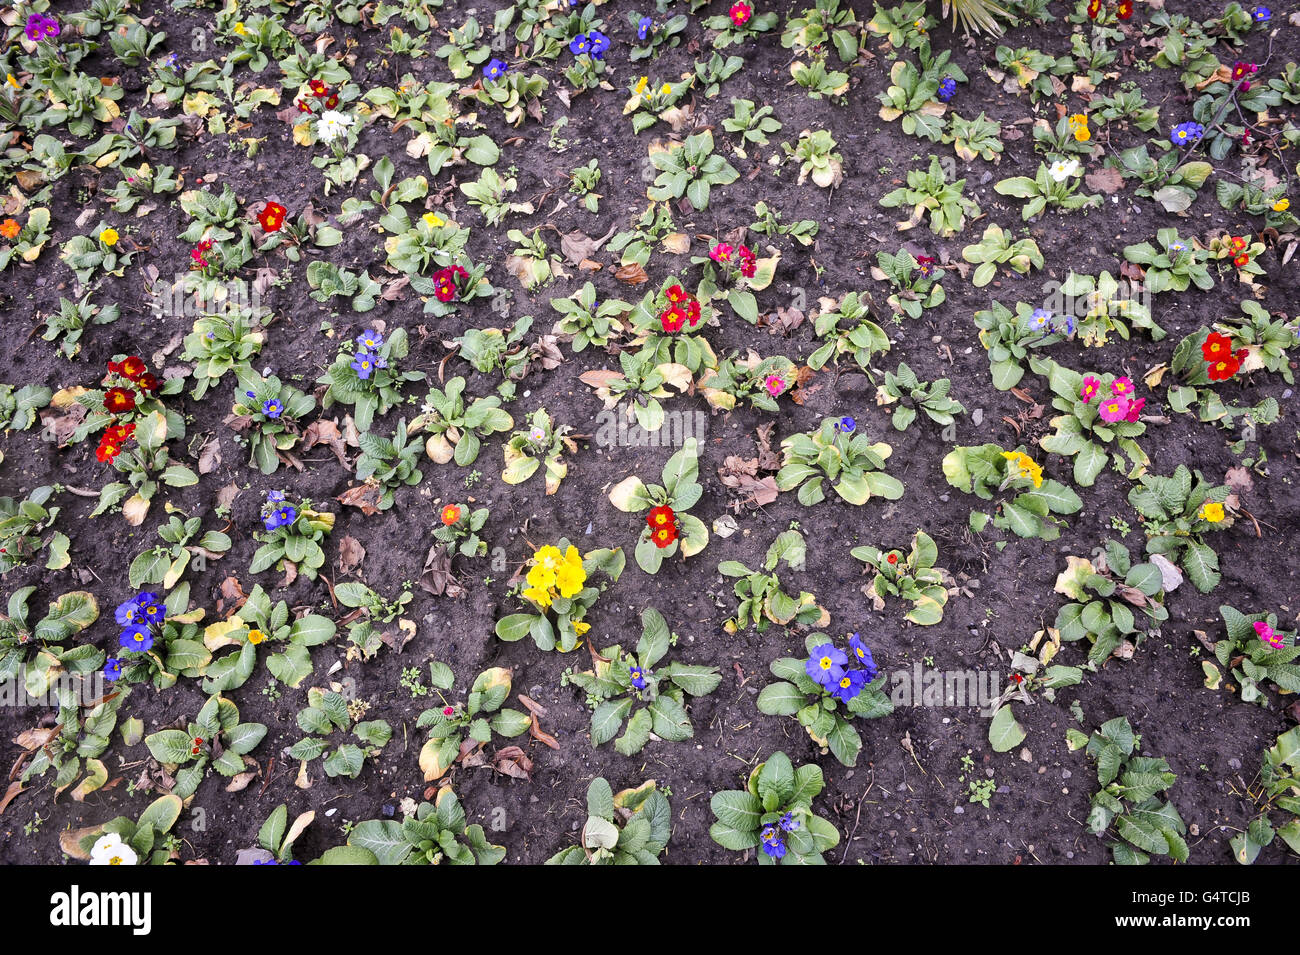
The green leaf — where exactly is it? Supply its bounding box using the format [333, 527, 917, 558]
[988, 705, 1026, 752]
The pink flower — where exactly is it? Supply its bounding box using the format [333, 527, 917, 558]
[1255, 621, 1285, 650]
[1098, 396, 1130, 423]
[710, 242, 734, 264]
[1110, 376, 1134, 397]
[1124, 397, 1145, 422]
[764, 374, 786, 397]
[442, 705, 456, 716]
[1080, 376, 1101, 403]
[738, 245, 757, 278]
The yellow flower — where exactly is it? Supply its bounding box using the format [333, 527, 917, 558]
[234, 21, 248, 35]
[534, 545, 562, 570]
[1068, 113, 1087, 128]
[247, 629, 266, 645]
[6, 74, 19, 89]
[99, 227, 119, 247]
[574, 621, 591, 636]
[1200, 501, 1225, 523]
[556, 562, 586, 599]
[1001, 451, 1043, 488]
[660, 83, 672, 96]
[1073, 125, 1091, 142]
[421, 212, 445, 227]
[522, 585, 553, 608]
[526, 563, 556, 590]
[634, 76, 648, 95]
[1273, 198, 1290, 212]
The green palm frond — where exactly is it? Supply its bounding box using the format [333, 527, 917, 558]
[942, 0, 1012, 36]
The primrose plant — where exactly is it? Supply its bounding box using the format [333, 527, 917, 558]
[546, 778, 672, 865]
[608, 438, 709, 574]
[758, 633, 893, 766]
[564, 608, 721, 755]
[709, 751, 840, 864]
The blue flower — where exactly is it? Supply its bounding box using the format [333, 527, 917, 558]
[630, 665, 648, 690]
[568, 34, 591, 55]
[779, 811, 799, 832]
[1254, 6, 1270, 22]
[588, 30, 610, 59]
[115, 599, 143, 626]
[1170, 122, 1204, 145]
[267, 490, 286, 504]
[103, 658, 123, 682]
[1168, 241, 1186, 255]
[830, 669, 867, 703]
[136, 594, 166, 625]
[356, 329, 384, 351]
[637, 17, 653, 41]
[351, 350, 377, 380]
[806, 644, 847, 687]
[835, 415, 856, 433]
[262, 398, 283, 419]
[847, 633, 876, 675]
[483, 58, 508, 81]
[119, 626, 154, 653]
[1028, 308, 1052, 331]
[262, 500, 298, 531]
[937, 77, 957, 102]
[760, 826, 787, 859]
[1053, 313, 1077, 336]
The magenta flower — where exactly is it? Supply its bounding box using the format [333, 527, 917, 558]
[1110, 376, 1134, 397]
[1124, 397, 1145, 422]
[710, 243, 735, 265]
[25, 14, 59, 41]
[1255, 621, 1285, 650]
[1080, 376, 1101, 403]
[764, 374, 786, 397]
[1097, 396, 1129, 423]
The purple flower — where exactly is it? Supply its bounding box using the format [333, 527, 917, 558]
[760, 826, 787, 859]
[25, 14, 59, 42]
[569, 34, 591, 55]
[483, 58, 508, 81]
[136, 593, 166, 625]
[351, 350, 377, 380]
[847, 633, 876, 681]
[937, 77, 957, 102]
[1170, 122, 1204, 146]
[806, 644, 847, 688]
[588, 30, 610, 59]
[262, 398, 283, 418]
[630, 665, 648, 689]
[116, 599, 144, 626]
[835, 416, 856, 433]
[1253, 7, 1270, 23]
[104, 658, 124, 681]
[637, 17, 653, 41]
[356, 329, 384, 351]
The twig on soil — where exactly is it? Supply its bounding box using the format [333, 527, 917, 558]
[839, 772, 874, 863]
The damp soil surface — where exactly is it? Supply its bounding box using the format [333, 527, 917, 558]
[2, 0, 1299, 865]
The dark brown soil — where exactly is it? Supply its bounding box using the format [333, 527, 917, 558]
[2, 0, 1298, 865]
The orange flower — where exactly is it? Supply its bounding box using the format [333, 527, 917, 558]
[440, 504, 462, 525]
[0, 218, 19, 240]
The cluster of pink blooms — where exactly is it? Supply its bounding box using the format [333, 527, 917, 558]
[710, 242, 757, 278]
[1080, 374, 1144, 423]
[1255, 620, 1286, 650]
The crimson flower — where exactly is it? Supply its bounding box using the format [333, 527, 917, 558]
[104, 387, 136, 414]
[660, 305, 686, 332]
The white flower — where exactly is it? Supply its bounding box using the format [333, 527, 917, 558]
[315, 110, 353, 144]
[1049, 159, 1079, 183]
[89, 833, 138, 866]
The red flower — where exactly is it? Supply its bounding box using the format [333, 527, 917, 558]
[1207, 355, 1241, 381]
[119, 356, 146, 380]
[309, 80, 328, 97]
[646, 505, 676, 530]
[660, 305, 686, 332]
[729, 1, 752, 26]
[886, 552, 898, 565]
[738, 245, 757, 278]
[296, 97, 315, 114]
[136, 373, 160, 393]
[685, 299, 702, 327]
[1202, 331, 1233, 362]
[104, 387, 136, 414]
[95, 438, 121, 463]
[257, 201, 287, 232]
[1087, 0, 1101, 18]
[1124, 397, 1145, 422]
[105, 423, 136, 445]
[1233, 253, 1250, 268]
[432, 265, 467, 303]
[665, 284, 688, 304]
[1117, 0, 1132, 19]
[1229, 236, 1247, 252]
[324, 93, 339, 109]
